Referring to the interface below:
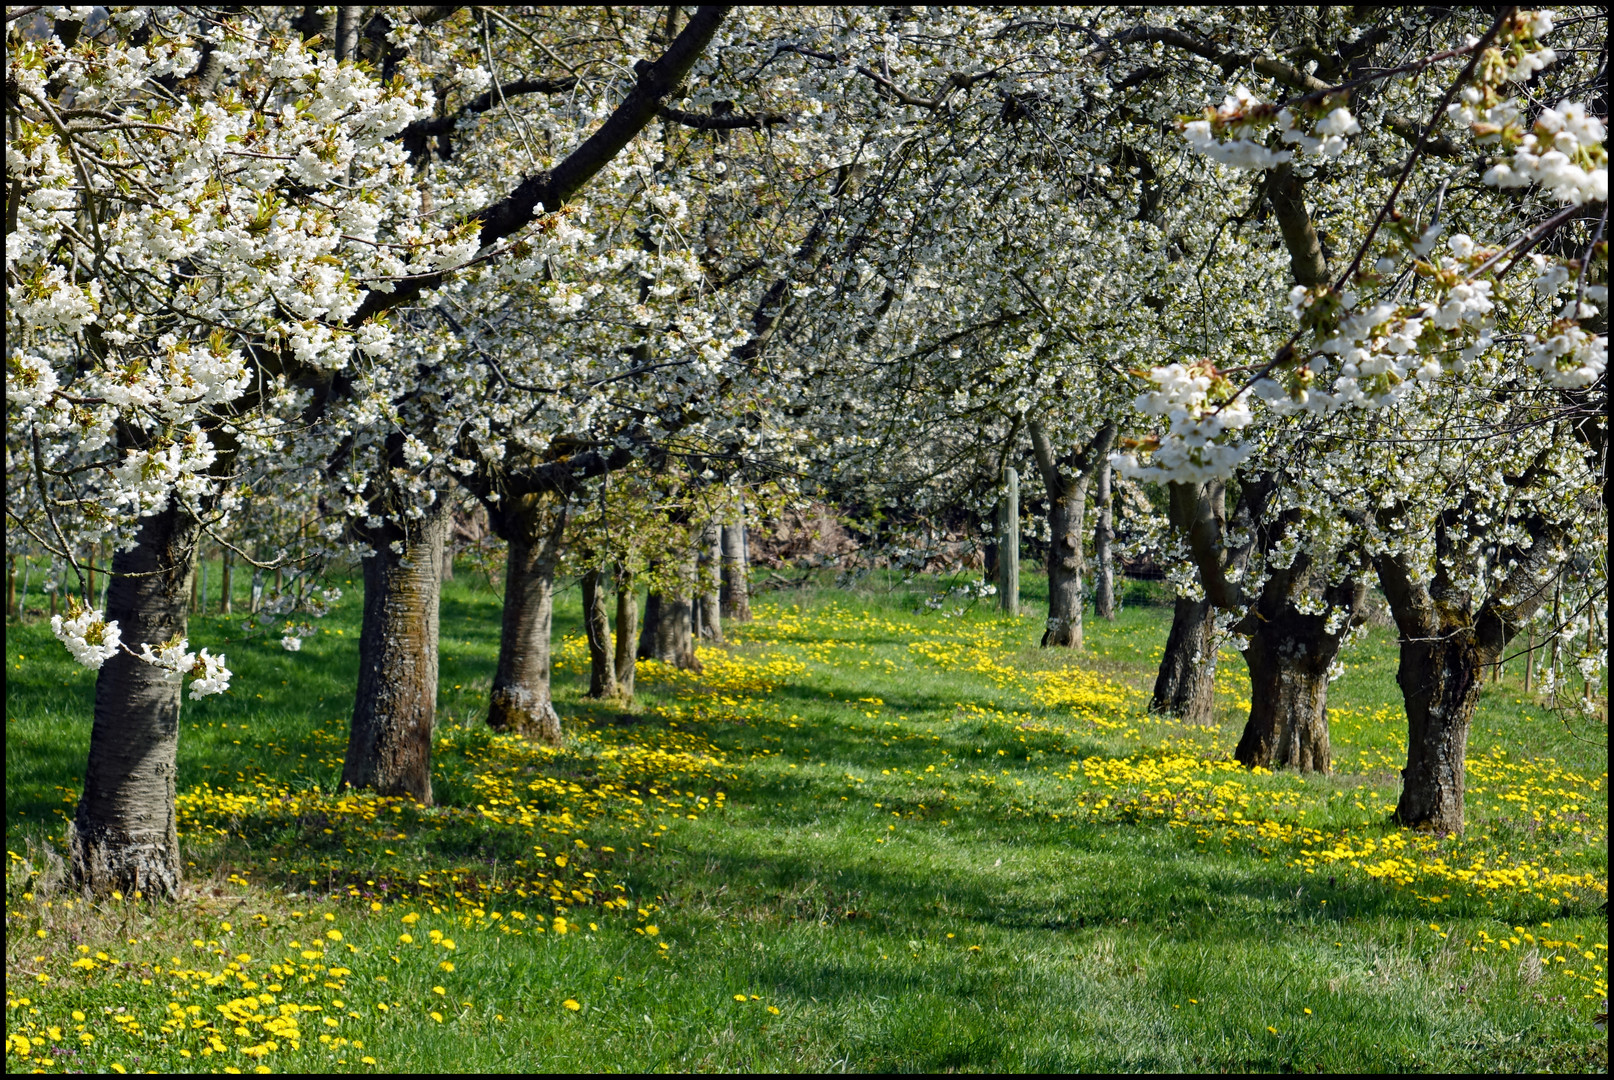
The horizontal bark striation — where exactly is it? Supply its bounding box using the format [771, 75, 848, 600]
[342, 505, 449, 802]
[71, 500, 197, 899]
[487, 495, 568, 744]
[1150, 596, 1218, 723]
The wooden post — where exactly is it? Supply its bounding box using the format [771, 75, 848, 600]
[999, 466, 1019, 617]
[1524, 625, 1534, 692]
[219, 545, 233, 615]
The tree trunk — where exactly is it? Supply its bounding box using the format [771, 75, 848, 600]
[1392, 634, 1483, 833]
[721, 520, 751, 621]
[1150, 596, 1218, 722]
[1094, 456, 1116, 621]
[441, 541, 454, 582]
[70, 501, 197, 900]
[485, 498, 568, 745]
[999, 466, 1020, 617]
[652, 593, 700, 670]
[638, 590, 662, 661]
[614, 563, 637, 699]
[1232, 574, 1363, 774]
[1028, 421, 1118, 645]
[341, 503, 450, 802]
[1235, 621, 1333, 773]
[1041, 467, 1086, 647]
[8, 555, 16, 619]
[698, 522, 723, 642]
[581, 566, 617, 699]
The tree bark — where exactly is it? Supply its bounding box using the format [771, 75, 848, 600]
[638, 590, 661, 660]
[653, 592, 700, 670]
[1150, 596, 1218, 722]
[614, 563, 637, 698]
[999, 466, 1020, 617]
[581, 566, 618, 699]
[698, 521, 723, 642]
[1370, 516, 1562, 832]
[70, 500, 197, 900]
[1232, 569, 1363, 774]
[1391, 632, 1482, 832]
[1029, 420, 1117, 646]
[341, 502, 450, 801]
[1094, 455, 1116, 621]
[721, 519, 751, 621]
[485, 496, 569, 744]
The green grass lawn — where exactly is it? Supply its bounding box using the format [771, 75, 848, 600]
[5, 564, 1607, 1072]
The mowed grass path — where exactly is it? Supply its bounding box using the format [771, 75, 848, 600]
[5, 568, 1608, 1073]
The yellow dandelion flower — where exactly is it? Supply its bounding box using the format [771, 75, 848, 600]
[563, 999, 581, 1012]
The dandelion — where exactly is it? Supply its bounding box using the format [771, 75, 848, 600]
[563, 999, 581, 1011]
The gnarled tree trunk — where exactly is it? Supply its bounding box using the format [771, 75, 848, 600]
[1233, 573, 1364, 774]
[485, 495, 569, 744]
[581, 566, 617, 699]
[1150, 596, 1218, 723]
[1393, 633, 1483, 832]
[1372, 521, 1561, 833]
[1029, 420, 1116, 647]
[342, 501, 451, 801]
[70, 500, 197, 900]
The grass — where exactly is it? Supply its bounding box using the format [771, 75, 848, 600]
[5, 562, 1608, 1072]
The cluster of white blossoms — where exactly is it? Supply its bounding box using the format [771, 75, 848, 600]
[137, 637, 232, 699]
[50, 607, 122, 670]
[1113, 363, 1256, 482]
[48, 605, 230, 697]
[1476, 100, 1608, 206]
[1181, 85, 1359, 171]
[1527, 322, 1608, 388]
[1443, 11, 1604, 205]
